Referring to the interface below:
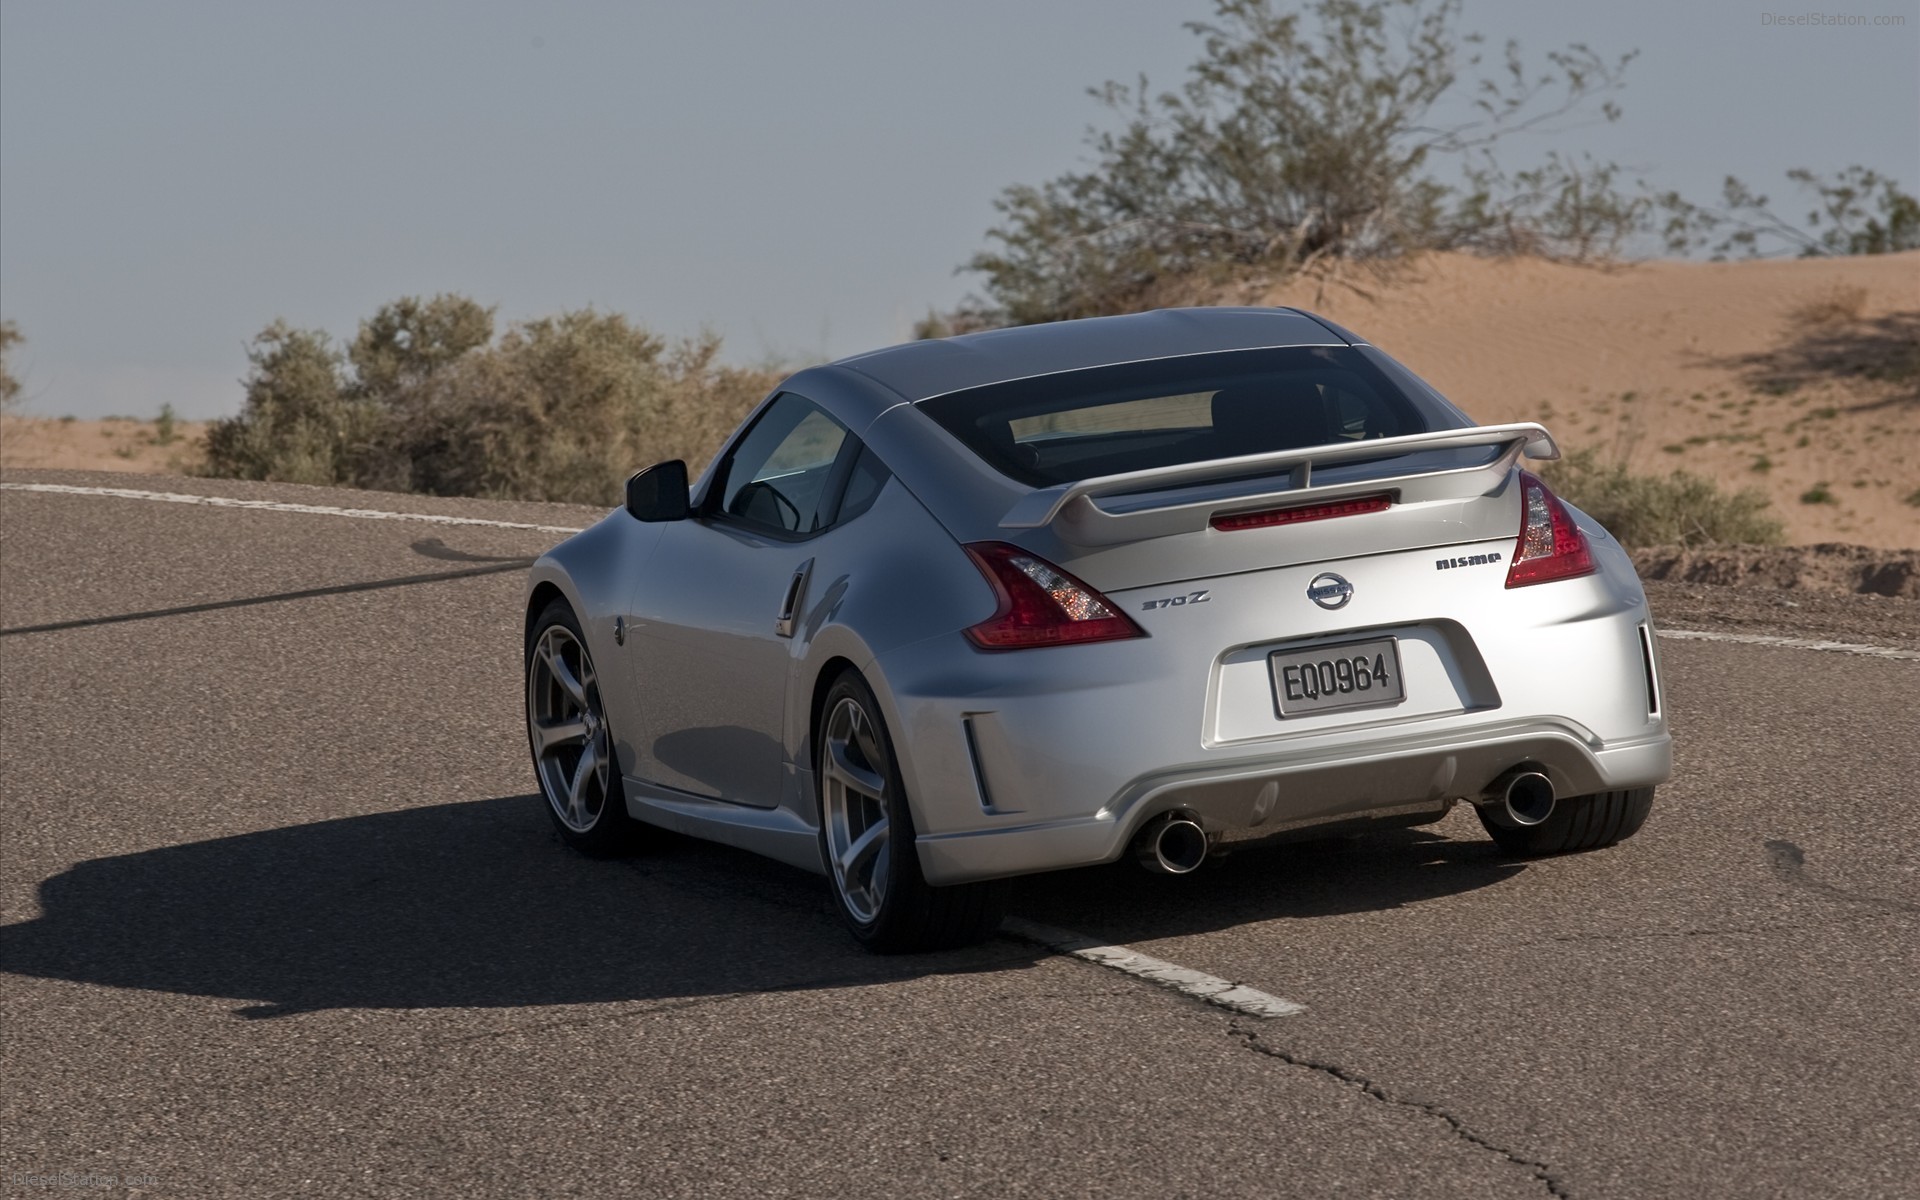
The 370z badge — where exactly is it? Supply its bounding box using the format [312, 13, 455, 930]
[1140, 589, 1211, 611]
[1306, 572, 1354, 610]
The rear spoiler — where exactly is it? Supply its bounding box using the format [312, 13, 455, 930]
[999, 422, 1558, 545]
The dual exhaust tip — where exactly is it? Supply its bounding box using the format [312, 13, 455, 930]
[1132, 769, 1556, 874]
[1482, 768, 1556, 827]
[1134, 812, 1209, 875]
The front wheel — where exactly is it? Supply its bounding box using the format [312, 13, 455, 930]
[1479, 786, 1655, 856]
[817, 670, 1004, 952]
[526, 599, 646, 856]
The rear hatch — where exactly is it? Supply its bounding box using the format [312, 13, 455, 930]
[914, 342, 1540, 595]
[912, 344, 1588, 747]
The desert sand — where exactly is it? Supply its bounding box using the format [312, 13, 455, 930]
[4, 252, 1916, 547]
[1262, 250, 1919, 548]
[0, 415, 209, 475]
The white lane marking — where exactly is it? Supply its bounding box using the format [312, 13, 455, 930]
[1004, 918, 1305, 1019]
[0, 482, 591, 535]
[1657, 628, 1920, 662]
[10, 484, 1917, 662]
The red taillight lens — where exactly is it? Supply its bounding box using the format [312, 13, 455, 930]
[961, 542, 1146, 650]
[1210, 493, 1393, 532]
[1504, 471, 1597, 587]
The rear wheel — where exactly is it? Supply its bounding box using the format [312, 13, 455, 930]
[526, 599, 646, 856]
[1479, 786, 1655, 856]
[817, 670, 1004, 952]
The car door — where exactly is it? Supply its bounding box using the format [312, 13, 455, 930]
[624, 392, 862, 808]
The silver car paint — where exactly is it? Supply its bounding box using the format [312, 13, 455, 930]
[526, 307, 1671, 884]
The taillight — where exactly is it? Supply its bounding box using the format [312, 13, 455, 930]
[1504, 471, 1597, 587]
[961, 542, 1146, 650]
[1210, 493, 1392, 532]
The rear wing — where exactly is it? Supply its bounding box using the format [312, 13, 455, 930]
[998, 422, 1558, 546]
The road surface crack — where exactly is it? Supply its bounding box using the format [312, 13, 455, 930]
[1232, 1024, 1570, 1199]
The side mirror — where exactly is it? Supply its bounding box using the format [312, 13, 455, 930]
[624, 460, 691, 522]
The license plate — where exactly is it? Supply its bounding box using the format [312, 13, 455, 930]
[1269, 637, 1405, 718]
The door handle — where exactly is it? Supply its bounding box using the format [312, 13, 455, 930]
[774, 558, 814, 638]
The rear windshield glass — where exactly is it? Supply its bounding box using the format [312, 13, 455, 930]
[917, 345, 1474, 488]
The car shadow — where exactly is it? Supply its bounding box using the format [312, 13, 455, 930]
[0, 796, 1520, 1018]
[1011, 825, 1524, 943]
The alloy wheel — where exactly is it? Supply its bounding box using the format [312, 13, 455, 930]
[821, 695, 893, 924]
[527, 624, 612, 833]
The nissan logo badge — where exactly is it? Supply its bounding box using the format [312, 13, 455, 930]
[1307, 572, 1354, 610]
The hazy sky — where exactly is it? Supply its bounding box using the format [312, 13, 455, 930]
[2, 1, 1916, 418]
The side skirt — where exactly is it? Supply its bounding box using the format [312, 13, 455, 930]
[624, 776, 826, 875]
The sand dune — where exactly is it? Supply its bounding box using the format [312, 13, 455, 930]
[1262, 251, 1920, 548]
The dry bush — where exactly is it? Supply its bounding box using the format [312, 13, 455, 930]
[204, 300, 780, 504]
[1789, 284, 1869, 327]
[0, 320, 22, 410]
[947, 0, 1641, 328]
[1546, 449, 1784, 548]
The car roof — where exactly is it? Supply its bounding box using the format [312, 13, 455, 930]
[829, 307, 1358, 404]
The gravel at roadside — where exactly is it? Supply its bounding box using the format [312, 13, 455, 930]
[1646, 579, 1920, 653]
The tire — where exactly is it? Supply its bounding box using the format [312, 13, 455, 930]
[1478, 786, 1655, 856]
[526, 598, 646, 856]
[816, 670, 1005, 952]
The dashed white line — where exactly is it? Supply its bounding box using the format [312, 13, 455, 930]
[1004, 918, 1306, 1019]
[1657, 628, 1920, 662]
[0, 482, 591, 535]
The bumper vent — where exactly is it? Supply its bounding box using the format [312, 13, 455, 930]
[1637, 624, 1661, 716]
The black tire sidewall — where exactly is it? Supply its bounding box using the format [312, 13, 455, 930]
[526, 598, 636, 854]
[1480, 786, 1654, 856]
[816, 670, 925, 945]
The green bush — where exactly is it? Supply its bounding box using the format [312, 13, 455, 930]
[202, 321, 384, 486]
[947, 0, 1641, 327]
[202, 297, 779, 504]
[1658, 165, 1920, 259]
[0, 320, 23, 410]
[1545, 450, 1784, 548]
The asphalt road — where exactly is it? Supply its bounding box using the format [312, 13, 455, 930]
[3, 470, 1916, 1200]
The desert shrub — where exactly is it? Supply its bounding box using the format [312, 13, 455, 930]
[203, 298, 778, 504]
[948, 0, 1641, 328]
[1789, 284, 1869, 327]
[0, 320, 22, 410]
[203, 322, 385, 486]
[1546, 450, 1784, 548]
[348, 294, 496, 399]
[1657, 166, 1920, 259]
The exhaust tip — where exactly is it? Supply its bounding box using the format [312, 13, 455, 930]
[1499, 771, 1556, 827]
[1135, 814, 1208, 874]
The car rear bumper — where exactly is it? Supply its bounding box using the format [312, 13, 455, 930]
[913, 721, 1670, 885]
[866, 531, 1670, 886]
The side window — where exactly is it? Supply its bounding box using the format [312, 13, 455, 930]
[833, 445, 891, 525]
[713, 394, 851, 535]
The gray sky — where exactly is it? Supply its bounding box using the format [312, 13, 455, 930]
[2, 0, 1916, 419]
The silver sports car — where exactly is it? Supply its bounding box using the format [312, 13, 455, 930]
[524, 308, 1671, 951]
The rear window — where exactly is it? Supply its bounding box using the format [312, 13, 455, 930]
[917, 345, 1473, 488]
